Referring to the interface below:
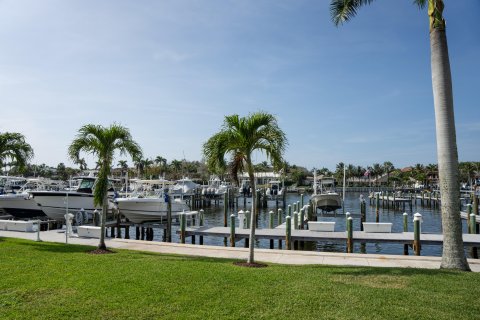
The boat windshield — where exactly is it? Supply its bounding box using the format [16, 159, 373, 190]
[78, 179, 95, 190]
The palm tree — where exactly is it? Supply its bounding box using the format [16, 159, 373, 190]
[155, 156, 167, 176]
[117, 160, 128, 170]
[203, 112, 287, 264]
[383, 161, 395, 185]
[330, 0, 469, 270]
[141, 158, 154, 178]
[170, 159, 183, 179]
[68, 123, 142, 251]
[0, 132, 34, 174]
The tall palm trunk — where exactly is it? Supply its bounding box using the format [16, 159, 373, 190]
[98, 194, 108, 250]
[430, 24, 469, 270]
[247, 159, 256, 264]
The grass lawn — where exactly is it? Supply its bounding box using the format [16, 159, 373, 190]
[1, 237, 479, 319]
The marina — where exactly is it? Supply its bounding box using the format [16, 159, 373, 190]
[2, 191, 479, 258]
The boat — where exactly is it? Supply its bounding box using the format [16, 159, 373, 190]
[30, 176, 116, 221]
[265, 180, 284, 199]
[202, 176, 229, 198]
[0, 178, 63, 220]
[310, 172, 342, 212]
[238, 179, 252, 197]
[115, 180, 189, 223]
[170, 177, 200, 197]
[0, 176, 28, 194]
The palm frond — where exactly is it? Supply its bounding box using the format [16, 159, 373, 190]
[0, 132, 34, 171]
[330, 0, 375, 26]
[413, 0, 427, 9]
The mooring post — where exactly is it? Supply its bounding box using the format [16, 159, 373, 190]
[300, 208, 305, 230]
[244, 210, 250, 248]
[285, 215, 291, 250]
[347, 216, 353, 253]
[198, 209, 204, 245]
[167, 197, 172, 242]
[375, 193, 380, 222]
[360, 200, 366, 231]
[470, 213, 478, 259]
[269, 210, 274, 249]
[293, 211, 299, 250]
[293, 211, 298, 230]
[413, 213, 421, 256]
[409, 193, 413, 211]
[385, 191, 389, 210]
[277, 208, 283, 249]
[288, 204, 292, 220]
[467, 204, 472, 229]
[470, 213, 476, 234]
[300, 194, 304, 208]
[180, 212, 186, 244]
[230, 214, 235, 247]
[277, 208, 283, 225]
[223, 192, 228, 228]
[474, 195, 479, 216]
[403, 212, 409, 255]
[35, 220, 41, 242]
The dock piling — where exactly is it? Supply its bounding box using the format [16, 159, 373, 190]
[285, 215, 291, 250]
[347, 216, 353, 253]
[269, 210, 274, 249]
[199, 209, 204, 245]
[230, 214, 235, 247]
[277, 208, 283, 249]
[413, 213, 422, 256]
[403, 212, 409, 255]
[180, 212, 186, 244]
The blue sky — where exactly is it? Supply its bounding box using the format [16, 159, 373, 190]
[0, 0, 478, 171]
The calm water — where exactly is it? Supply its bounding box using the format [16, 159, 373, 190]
[133, 192, 472, 257]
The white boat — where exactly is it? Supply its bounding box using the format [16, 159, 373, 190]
[115, 179, 189, 223]
[115, 196, 189, 224]
[265, 180, 284, 199]
[0, 176, 28, 194]
[0, 178, 61, 219]
[238, 179, 252, 197]
[170, 177, 200, 196]
[310, 173, 342, 212]
[30, 176, 115, 221]
[202, 176, 229, 197]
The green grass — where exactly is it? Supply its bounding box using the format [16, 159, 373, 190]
[0, 238, 479, 320]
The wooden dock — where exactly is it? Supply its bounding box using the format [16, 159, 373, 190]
[182, 226, 480, 246]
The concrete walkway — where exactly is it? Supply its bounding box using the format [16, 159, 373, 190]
[1, 229, 479, 272]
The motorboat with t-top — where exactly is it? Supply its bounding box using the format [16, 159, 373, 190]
[310, 172, 342, 212]
[30, 175, 116, 221]
[115, 179, 190, 223]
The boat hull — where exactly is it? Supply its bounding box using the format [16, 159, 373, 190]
[0, 194, 46, 219]
[30, 191, 104, 221]
[311, 193, 342, 212]
[116, 198, 190, 223]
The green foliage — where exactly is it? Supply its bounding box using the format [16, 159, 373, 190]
[1, 238, 480, 320]
[68, 123, 142, 207]
[203, 112, 287, 184]
[0, 132, 34, 173]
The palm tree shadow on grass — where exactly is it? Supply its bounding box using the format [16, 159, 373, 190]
[325, 265, 465, 277]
